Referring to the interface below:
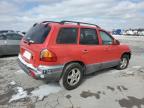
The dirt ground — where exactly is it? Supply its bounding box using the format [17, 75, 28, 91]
[0, 35, 144, 108]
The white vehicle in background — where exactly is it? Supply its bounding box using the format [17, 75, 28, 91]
[123, 29, 144, 36]
[133, 30, 138, 35]
[138, 31, 144, 36]
[125, 30, 134, 35]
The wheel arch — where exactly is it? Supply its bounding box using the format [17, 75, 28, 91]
[121, 52, 131, 59]
[60, 61, 86, 79]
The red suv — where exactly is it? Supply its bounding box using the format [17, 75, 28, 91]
[18, 21, 131, 90]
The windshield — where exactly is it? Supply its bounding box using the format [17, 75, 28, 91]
[24, 23, 51, 44]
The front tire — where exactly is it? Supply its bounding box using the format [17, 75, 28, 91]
[116, 54, 129, 70]
[59, 63, 83, 90]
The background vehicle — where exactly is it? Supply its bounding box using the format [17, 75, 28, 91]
[0, 32, 23, 56]
[18, 21, 131, 90]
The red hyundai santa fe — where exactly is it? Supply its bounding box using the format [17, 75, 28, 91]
[18, 21, 131, 90]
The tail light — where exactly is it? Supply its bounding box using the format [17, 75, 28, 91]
[40, 49, 57, 62]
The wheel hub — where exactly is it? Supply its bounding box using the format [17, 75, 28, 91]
[67, 68, 81, 86]
[120, 58, 128, 69]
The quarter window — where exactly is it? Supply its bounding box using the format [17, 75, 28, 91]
[80, 28, 99, 45]
[100, 31, 113, 45]
[57, 28, 78, 44]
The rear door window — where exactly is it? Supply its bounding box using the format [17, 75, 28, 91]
[24, 24, 51, 44]
[56, 28, 78, 44]
[80, 28, 99, 45]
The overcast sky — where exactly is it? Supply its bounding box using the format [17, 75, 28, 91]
[0, 0, 144, 31]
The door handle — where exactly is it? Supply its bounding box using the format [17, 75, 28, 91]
[82, 50, 88, 53]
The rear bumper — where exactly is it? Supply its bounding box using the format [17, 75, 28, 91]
[18, 54, 64, 81]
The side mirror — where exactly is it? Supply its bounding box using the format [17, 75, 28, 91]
[113, 39, 120, 45]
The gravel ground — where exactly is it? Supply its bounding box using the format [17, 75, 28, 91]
[0, 35, 144, 108]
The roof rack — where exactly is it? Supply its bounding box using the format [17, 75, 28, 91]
[60, 20, 101, 28]
[42, 21, 60, 24]
[40, 20, 101, 28]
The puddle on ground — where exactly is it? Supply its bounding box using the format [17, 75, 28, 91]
[106, 85, 128, 92]
[81, 85, 128, 100]
[80, 90, 102, 99]
[107, 86, 115, 91]
[121, 85, 128, 90]
[118, 96, 144, 108]
[117, 85, 128, 92]
[66, 95, 72, 99]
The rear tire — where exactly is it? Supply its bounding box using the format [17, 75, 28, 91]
[116, 54, 129, 70]
[59, 63, 83, 90]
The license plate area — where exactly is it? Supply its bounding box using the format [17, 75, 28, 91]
[23, 50, 32, 60]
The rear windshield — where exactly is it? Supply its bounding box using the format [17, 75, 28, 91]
[24, 23, 51, 44]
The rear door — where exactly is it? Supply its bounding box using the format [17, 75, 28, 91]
[54, 27, 79, 63]
[0, 34, 7, 56]
[78, 28, 104, 74]
[98, 30, 120, 68]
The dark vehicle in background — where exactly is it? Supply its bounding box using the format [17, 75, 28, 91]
[0, 30, 14, 34]
[0, 32, 23, 56]
[112, 29, 123, 35]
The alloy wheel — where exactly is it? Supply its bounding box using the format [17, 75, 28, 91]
[67, 68, 81, 86]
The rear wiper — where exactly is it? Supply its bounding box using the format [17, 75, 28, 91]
[29, 40, 34, 43]
[24, 39, 34, 45]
